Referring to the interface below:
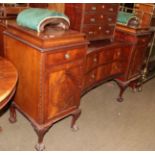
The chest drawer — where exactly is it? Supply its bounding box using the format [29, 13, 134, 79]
[46, 48, 86, 66]
[83, 13, 117, 25]
[137, 35, 151, 46]
[84, 4, 118, 13]
[83, 25, 115, 40]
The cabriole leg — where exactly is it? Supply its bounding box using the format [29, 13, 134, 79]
[34, 126, 51, 151]
[71, 109, 81, 131]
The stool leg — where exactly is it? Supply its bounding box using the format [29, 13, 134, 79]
[9, 103, 17, 123]
[71, 109, 81, 131]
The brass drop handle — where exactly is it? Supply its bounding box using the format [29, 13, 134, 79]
[98, 26, 102, 30]
[108, 18, 112, 22]
[109, 8, 114, 11]
[93, 58, 97, 62]
[89, 31, 94, 35]
[91, 6, 96, 10]
[105, 30, 110, 34]
[91, 74, 95, 79]
[65, 53, 70, 59]
[90, 18, 96, 22]
[102, 5, 105, 9]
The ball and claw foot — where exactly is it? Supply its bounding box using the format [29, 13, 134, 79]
[9, 117, 17, 123]
[71, 124, 79, 132]
[117, 97, 123, 102]
[35, 143, 45, 151]
[137, 86, 142, 92]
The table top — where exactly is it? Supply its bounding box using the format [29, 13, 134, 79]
[0, 56, 18, 109]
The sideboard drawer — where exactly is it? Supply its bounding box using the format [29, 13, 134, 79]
[86, 52, 99, 72]
[99, 50, 114, 65]
[137, 36, 151, 45]
[96, 64, 111, 81]
[84, 69, 97, 88]
[46, 48, 85, 66]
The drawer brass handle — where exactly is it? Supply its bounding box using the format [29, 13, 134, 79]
[100, 15, 104, 19]
[105, 30, 110, 34]
[91, 74, 95, 79]
[93, 58, 97, 62]
[90, 18, 96, 22]
[98, 26, 102, 30]
[108, 18, 112, 22]
[88, 31, 94, 35]
[65, 53, 70, 59]
[102, 5, 105, 9]
[91, 6, 96, 10]
[109, 8, 114, 11]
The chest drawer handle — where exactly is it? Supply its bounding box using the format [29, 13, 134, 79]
[105, 30, 110, 34]
[65, 53, 70, 59]
[91, 6, 96, 10]
[108, 18, 112, 22]
[102, 5, 105, 9]
[109, 8, 114, 12]
[93, 58, 97, 63]
[98, 26, 102, 30]
[90, 18, 96, 22]
[100, 15, 104, 19]
[88, 31, 94, 35]
[91, 74, 95, 79]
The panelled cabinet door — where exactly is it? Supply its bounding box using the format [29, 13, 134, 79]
[129, 46, 146, 79]
[46, 62, 83, 121]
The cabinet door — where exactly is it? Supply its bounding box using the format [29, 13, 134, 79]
[128, 46, 147, 79]
[45, 62, 83, 121]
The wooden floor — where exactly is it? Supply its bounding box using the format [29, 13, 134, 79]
[0, 78, 155, 150]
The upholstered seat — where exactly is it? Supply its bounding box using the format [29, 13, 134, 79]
[17, 8, 70, 32]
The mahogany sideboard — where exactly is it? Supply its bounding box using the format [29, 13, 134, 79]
[3, 21, 131, 150]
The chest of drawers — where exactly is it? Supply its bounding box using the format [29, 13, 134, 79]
[65, 3, 119, 41]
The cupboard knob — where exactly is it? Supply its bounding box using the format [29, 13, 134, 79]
[65, 53, 70, 59]
[91, 6, 96, 10]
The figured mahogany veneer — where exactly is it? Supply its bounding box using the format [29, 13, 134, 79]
[114, 27, 152, 101]
[4, 22, 88, 150]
